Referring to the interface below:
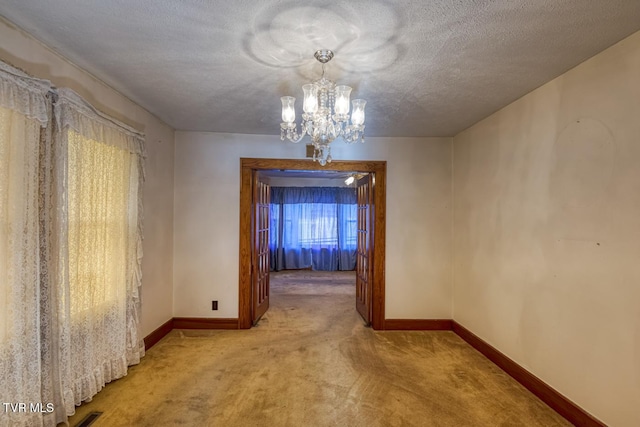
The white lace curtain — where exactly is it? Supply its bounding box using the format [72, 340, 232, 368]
[0, 62, 145, 427]
[0, 61, 53, 427]
[54, 88, 145, 414]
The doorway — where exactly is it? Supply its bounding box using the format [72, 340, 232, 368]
[238, 158, 386, 330]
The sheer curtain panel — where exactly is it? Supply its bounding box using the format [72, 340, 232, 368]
[0, 62, 57, 427]
[53, 88, 145, 414]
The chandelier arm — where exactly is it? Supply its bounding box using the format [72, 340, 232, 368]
[285, 132, 306, 144]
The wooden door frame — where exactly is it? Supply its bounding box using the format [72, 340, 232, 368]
[238, 158, 386, 330]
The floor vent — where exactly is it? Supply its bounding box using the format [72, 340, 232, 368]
[75, 412, 103, 427]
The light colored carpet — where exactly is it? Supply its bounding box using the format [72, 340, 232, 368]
[66, 270, 570, 426]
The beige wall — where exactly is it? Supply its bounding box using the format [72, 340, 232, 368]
[0, 18, 176, 337]
[173, 132, 452, 319]
[453, 31, 640, 426]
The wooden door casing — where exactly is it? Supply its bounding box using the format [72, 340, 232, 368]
[239, 158, 386, 330]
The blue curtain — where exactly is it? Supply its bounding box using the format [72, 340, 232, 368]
[270, 187, 357, 271]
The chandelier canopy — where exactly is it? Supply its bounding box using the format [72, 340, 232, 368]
[280, 50, 366, 165]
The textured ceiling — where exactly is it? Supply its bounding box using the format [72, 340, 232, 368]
[2, 1, 640, 137]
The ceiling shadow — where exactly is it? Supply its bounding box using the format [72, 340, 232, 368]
[241, 0, 407, 81]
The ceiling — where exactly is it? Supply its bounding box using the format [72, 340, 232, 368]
[2, 1, 640, 137]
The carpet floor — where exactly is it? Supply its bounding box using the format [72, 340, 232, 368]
[66, 270, 571, 427]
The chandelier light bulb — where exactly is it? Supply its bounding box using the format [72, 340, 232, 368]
[279, 50, 366, 165]
[302, 84, 319, 114]
[281, 96, 296, 124]
[334, 85, 352, 116]
[351, 99, 366, 127]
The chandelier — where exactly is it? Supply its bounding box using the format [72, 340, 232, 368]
[280, 50, 366, 165]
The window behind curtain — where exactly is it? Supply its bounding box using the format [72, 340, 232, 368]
[282, 203, 338, 248]
[67, 129, 129, 316]
[270, 187, 357, 271]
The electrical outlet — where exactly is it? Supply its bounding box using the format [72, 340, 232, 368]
[212, 300, 218, 310]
